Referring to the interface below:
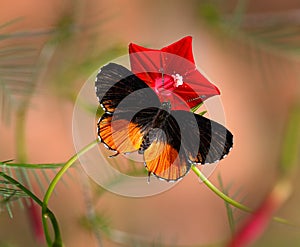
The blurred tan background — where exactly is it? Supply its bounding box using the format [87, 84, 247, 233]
[0, 0, 299, 247]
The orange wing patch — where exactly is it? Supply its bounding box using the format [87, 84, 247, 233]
[144, 141, 190, 181]
[98, 114, 143, 153]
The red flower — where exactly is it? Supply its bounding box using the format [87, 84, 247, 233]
[228, 181, 291, 247]
[129, 36, 220, 110]
[27, 198, 45, 244]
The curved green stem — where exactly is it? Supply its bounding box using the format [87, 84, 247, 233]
[191, 165, 251, 212]
[0, 172, 60, 246]
[42, 139, 99, 246]
[191, 165, 294, 226]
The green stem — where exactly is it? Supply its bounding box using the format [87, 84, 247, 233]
[0, 172, 60, 246]
[15, 105, 28, 163]
[191, 165, 251, 212]
[191, 165, 293, 225]
[42, 139, 99, 246]
[0, 162, 65, 169]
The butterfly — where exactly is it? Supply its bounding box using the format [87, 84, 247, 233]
[95, 63, 233, 181]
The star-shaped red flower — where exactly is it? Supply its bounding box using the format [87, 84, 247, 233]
[129, 36, 220, 110]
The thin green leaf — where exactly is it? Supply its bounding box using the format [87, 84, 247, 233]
[0, 180, 11, 185]
[21, 167, 33, 193]
[218, 174, 235, 235]
[0, 187, 27, 197]
[0, 47, 36, 57]
[32, 170, 46, 195]
[230, 0, 248, 29]
[80, 213, 111, 237]
[7, 167, 23, 210]
[232, 186, 243, 200]
[199, 110, 207, 116]
[0, 18, 23, 30]
[5, 203, 13, 219]
[191, 102, 203, 113]
[41, 169, 51, 186]
[260, 28, 300, 40]
[0, 29, 53, 40]
[0, 167, 27, 218]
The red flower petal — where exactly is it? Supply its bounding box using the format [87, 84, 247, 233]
[129, 36, 220, 110]
[129, 36, 194, 64]
[181, 68, 220, 108]
[161, 36, 195, 64]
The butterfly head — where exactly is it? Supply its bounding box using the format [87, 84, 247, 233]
[161, 101, 171, 112]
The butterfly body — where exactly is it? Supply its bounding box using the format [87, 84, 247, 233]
[96, 63, 233, 181]
[137, 108, 180, 154]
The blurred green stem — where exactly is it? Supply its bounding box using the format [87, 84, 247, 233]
[280, 101, 300, 175]
[42, 139, 99, 247]
[14, 40, 57, 164]
[15, 105, 28, 163]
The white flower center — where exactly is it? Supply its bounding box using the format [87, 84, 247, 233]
[172, 73, 183, 87]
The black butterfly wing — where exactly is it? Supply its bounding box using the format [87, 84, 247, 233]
[95, 63, 160, 113]
[171, 110, 233, 164]
[96, 63, 161, 154]
[134, 108, 191, 181]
